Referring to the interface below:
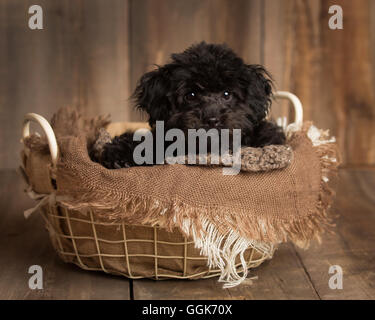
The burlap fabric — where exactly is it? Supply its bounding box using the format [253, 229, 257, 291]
[20, 141, 270, 285]
[55, 125, 338, 243]
[21, 108, 339, 287]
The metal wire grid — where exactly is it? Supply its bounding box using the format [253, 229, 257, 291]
[40, 203, 271, 280]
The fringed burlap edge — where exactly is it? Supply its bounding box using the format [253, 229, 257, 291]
[55, 121, 339, 288]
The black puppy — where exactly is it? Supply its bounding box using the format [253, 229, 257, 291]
[98, 42, 285, 169]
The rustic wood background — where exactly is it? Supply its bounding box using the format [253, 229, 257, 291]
[1, 0, 374, 300]
[1, 0, 374, 169]
[1, 168, 374, 299]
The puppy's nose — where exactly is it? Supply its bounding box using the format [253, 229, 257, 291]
[208, 117, 219, 127]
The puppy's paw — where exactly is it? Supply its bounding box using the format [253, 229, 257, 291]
[98, 132, 137, 169]
[240, 144, 293, 171]
[260, 145, 293, 167]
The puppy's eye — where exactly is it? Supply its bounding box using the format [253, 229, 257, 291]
[185, 92, 197, 102]
[223, 91, 232, 100]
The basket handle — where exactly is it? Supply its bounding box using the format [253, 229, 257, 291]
[23, 113, 59, 167]
[274, 91, 303, 127]
[21, 92, 302, 167]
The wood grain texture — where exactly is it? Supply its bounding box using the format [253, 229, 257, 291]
[0, 170, 130, 299]
[321, 0, 375, 166]
[1, 0, 374, 166]
[133, 243, 319, 300]
[0, 168, 374, 299]
[129, 0, 263, 121]
[264, 0, 294, 119]
[0, 0, 130, 169]
[133, 169, 375, 300]
[277, 0, 375, 165]
[293, 169, 375, 299]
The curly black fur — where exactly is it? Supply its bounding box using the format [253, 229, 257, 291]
[99, 42, 286, 169]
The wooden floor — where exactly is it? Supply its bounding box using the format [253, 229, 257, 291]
[0, 168, 374, 300]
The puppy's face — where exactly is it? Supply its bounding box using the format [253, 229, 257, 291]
[134, 42, 272, 137]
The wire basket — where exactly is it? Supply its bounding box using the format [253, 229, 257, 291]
[37, 204, 270, 279]
[21, 91, 303, 281]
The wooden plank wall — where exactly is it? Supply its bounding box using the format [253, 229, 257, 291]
[1, 0, 374, 169]
[0, 0, 131, 169]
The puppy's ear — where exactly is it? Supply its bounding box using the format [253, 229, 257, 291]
[133, 67, 171, 126]
[244, 65, 273, 122]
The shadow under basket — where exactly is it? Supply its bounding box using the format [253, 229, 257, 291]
[41, 204, 271, 280]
